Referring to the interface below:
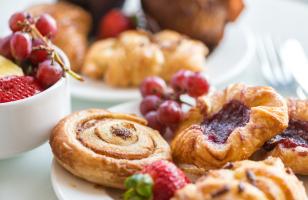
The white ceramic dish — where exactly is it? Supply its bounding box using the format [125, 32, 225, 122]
[0, 49, 71, 159]
[51, 101, 308, 200]
[70, 25, 255, 102]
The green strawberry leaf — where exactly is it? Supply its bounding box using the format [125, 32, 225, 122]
[124, 174, 153, 200]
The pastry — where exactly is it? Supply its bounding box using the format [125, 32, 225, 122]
[82, 30, 164, 87]
[263, 99, 308, 175]
[154, 31, 208, 81]
[28, 2, 92, 72]
[171, 83, 288, 173]
[142, 0, 244, 49]
[50, 109, 171, 189]
[82, 30, 207, 87]
[172, 157, 307, 200]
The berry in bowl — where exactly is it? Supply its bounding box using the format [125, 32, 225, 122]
[0, 12, 82, 159]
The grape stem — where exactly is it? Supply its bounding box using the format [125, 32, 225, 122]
[19, 20, 83, 81]
[180, 100, 194, 107]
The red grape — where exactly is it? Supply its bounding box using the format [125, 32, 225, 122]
[9, 12, 29, 32]
[157, 100, 183, 125]
[140, 76, 167, 97]
[30, 39, 49, 64]
[145, 111, 166, 134]
[36, 60, 63, 88]
[170, 70, 193, 92]
[10, 32, 32, 60]
[35, 14, 57, 38]
[0, 35, 13, 59]
[186, 73, 210, 97]
[140, 95, 161, 115]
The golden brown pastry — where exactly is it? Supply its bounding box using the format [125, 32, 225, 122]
[50, 109, 171, 189]
[172, 157, 307, 200]
[154, 31, 208, 81]
[172, 83, 288, 173]
[142, 0, 244, 48]
[82, 30, 208, 87]
[263, 99, 308, 175]
[28, 2, 92, 72]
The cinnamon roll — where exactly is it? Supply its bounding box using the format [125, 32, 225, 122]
[172, 157, 307, 200]
[50, 109, 171, 189]
[263, 99, 308, 175]
[172, 83, 288, 173]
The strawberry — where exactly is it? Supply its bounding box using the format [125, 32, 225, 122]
[0, 76, 42, 103]
[98, 9, 134, 39]
[124, 160, 190, 200]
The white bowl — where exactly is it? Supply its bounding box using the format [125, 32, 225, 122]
[0, 50, 71, 159]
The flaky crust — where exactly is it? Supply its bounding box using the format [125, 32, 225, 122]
[172, 157, 307, 200]
[82, 30, 207, 87]
[50, 109, 171, 189]
[172, 83, 288, 173]
[28, 2, 91, 72]
[265, 99, 308, 175]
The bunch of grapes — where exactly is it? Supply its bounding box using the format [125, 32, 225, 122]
[139, 70, 210, 138]
[0, 12, 81, 88]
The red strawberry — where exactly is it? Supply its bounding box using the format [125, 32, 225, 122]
[124, 160, 190, 200]
[98, 9, 134, 39]
[0, 76, 42, 103]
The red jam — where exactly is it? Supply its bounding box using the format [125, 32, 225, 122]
[263, 119, 308, 150]
[201, 100, 250, 144]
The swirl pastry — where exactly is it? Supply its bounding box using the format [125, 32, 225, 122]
[172, 83, 288, 173]
[82, 30, 207, 87]
[50, 109, 171, 189]
[263, 99, 308, 175]
[172, 157, 307, 200]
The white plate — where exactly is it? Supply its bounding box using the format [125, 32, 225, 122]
[70, 25, 255, 102]
[51, 101, 308, 200]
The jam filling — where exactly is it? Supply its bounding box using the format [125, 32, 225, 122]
[264, 119, 308, 150]
[201, 100, 250, 144]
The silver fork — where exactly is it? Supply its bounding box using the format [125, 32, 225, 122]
[256, 35, 306, 99]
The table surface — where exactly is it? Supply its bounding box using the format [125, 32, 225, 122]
[0, 0, 307, 199]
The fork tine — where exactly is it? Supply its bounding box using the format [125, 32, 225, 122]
[256, 36, 278, 86]
[266, 36, 294, 85]
[275, 38, 294, 84]
[263, 35, 287, 86]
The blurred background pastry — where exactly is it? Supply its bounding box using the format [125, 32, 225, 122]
[27, 2, 92, 72]
[82, 30, 208, 87]
[142, 0, 244, 49]
[60, 0, 125, 35]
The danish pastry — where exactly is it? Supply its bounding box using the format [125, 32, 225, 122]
[172, 157, 307, 200]
[50, 109, 171, 189]
[82, 30, 207, 87]
[263, 99, 308, 175]
[172, 83, 288, 173]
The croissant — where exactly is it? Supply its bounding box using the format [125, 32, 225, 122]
[172, 157, 307, 200]
[263, 99, 308, 175]
[172, 83, 288, 173]
[82, 30, 208, 87]
[50, 109, 171, 189]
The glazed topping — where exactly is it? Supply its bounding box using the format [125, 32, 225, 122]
[201, 100, 250, 144]
[263, 119, 308, 150]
